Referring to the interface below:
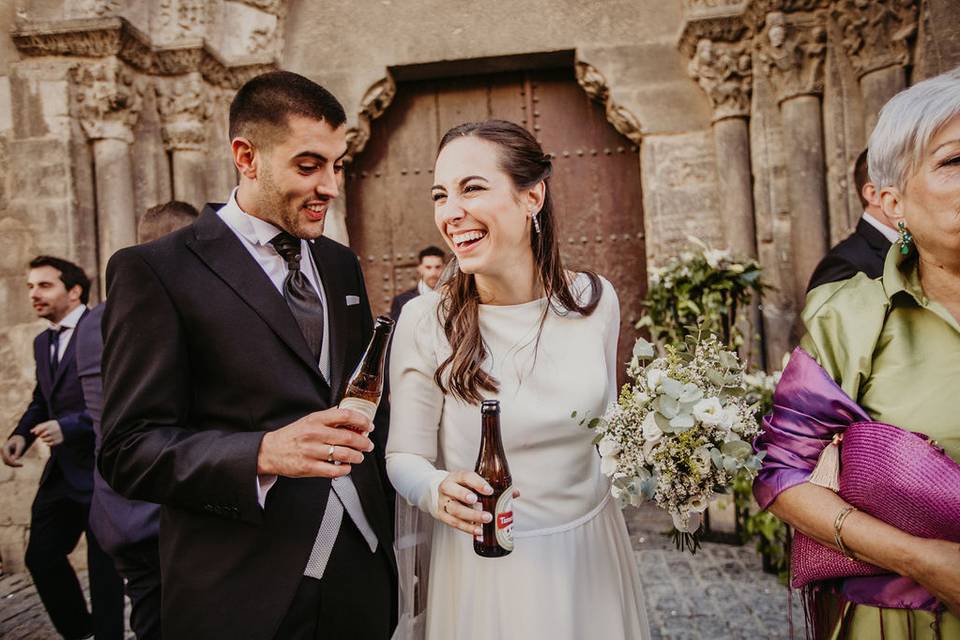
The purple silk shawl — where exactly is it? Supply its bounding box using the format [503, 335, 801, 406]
[753, 347, 949, 612]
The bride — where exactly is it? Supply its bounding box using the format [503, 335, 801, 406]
[386, 119, 650, 640]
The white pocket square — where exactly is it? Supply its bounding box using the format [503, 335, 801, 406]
[345, 295, 360, 306]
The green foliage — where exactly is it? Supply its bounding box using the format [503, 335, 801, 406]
[638, 238, 767, 350]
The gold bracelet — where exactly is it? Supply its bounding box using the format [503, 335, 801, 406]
[833, 506, 858, 561]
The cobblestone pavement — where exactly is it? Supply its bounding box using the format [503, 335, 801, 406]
[624, 502, 801, 640]
[2, 504, 799, 639]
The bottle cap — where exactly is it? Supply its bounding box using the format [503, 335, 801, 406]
[481, 399, 500, 414]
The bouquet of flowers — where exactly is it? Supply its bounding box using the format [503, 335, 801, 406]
[582, 331, 766, 552]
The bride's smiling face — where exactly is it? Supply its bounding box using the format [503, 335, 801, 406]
[431, 136, 533, 276]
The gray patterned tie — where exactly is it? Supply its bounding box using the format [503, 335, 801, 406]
[269, 232, 379, 577]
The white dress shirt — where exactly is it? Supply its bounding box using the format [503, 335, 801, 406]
[861, 211, 899, 243]
[216, 188, 331, 505]
[49, 303, 86, 365]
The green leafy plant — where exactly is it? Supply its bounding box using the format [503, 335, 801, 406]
[637, 237, 766, 353]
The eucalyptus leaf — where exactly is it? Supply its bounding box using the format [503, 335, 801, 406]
[661, 377, 684, 399]
[632, 338, 655, 359]
[721, 440, 753, 461]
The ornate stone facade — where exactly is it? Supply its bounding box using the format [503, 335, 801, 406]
[156, 72, 208, 150]
[0, 0, 957, 575]
[72, 57, 145, 143]
[575, 60, 643, 144]
[687, 38, 753, 121]
[345, 75, 396, 162]
[833, 0, 918, 77]
[755, 10, 827, 102]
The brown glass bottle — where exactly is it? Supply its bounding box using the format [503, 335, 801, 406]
[473, 400, 514, 558]
[338, 315, 394, 421]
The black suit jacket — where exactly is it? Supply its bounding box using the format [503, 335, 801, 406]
[12, 310, 94, 500]
[806, 217, 892, 292]
[99, 206, 396, 640]
[389, 287, 419, 322]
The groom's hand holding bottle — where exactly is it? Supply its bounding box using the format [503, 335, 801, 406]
[256, 408, 374, 478]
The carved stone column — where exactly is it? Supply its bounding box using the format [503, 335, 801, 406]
[687, 38, 757, 259]
[756, 9, 829, 298]
[834, 0, 918, 135]
[73, 58, 144, 283]
[157, 73, 209, 210]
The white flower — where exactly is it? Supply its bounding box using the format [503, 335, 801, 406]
[692, 397, 725, 426]
[688, 495, 710, 513]
[598, 436, 621, 458]
[720, 405, 738, 431]
[646, 368, 665, 392]
[642, 411, 663, 442]
[704, 248, 730, 269]
[600, 454, 619, 477]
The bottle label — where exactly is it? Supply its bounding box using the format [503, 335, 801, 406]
[338, 397, 378, 421]
[495, 488, 514, 551]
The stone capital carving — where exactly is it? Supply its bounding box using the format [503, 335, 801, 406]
[755, 10, 827, 103]
[687, 38, 753, 121]
[155, 0, 209, 44]
[345, 75, 397, 162]
[13, 18, 277, 89]
[66, 0, 123, 20]
[575, 60, 643, 145]
[157, 73, 209, 150]
[235, 0, 286, 16]
[72, 58, 145, 143]
[678, 0, 751, 58]
[832, 0, 918, 78]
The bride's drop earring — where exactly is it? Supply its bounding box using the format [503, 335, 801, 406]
[531, 210, 541, 235]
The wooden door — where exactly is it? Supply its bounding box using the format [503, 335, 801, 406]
[345, 67, 646, 375]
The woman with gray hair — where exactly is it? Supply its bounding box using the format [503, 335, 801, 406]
[753, 67, 960, 638]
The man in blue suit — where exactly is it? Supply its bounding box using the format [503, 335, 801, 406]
[2, 256, 124, 640]
[75, 200, 198, 640]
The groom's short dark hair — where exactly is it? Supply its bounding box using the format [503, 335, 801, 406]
[229, 71, 347, 147]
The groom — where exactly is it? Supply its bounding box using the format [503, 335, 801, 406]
[99, 71, 396, 639]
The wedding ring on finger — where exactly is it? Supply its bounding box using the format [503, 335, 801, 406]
[327, 444, 342, 465]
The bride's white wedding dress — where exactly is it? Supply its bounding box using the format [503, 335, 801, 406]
[386, 274, 650, 640]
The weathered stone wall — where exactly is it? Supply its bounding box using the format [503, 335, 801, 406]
[0, 0, 958, 573]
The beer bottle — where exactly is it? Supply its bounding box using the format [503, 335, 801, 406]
[338, 315, 394, 421]
[473, 399, 514, 557]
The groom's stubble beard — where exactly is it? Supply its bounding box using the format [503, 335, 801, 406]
[256, 157, 325, 240]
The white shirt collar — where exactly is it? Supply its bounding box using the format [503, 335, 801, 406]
[417, 279, 433, 295]
[218, 187, 289, 248]
[861, 211, 899, 244]
[52, 303, 86, 331]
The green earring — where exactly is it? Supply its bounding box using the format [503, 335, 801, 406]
[897, 221, 913, 255]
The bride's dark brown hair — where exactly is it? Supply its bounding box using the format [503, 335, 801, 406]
[434, 120, 601, 404]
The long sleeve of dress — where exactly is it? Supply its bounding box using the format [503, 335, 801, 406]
[386, 294, 449, 516]
[601, 282, 622, 409]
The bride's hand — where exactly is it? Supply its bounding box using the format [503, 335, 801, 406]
[436, 470, 520, 536]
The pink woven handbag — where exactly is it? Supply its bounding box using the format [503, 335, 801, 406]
[791, 421, 960, 589]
